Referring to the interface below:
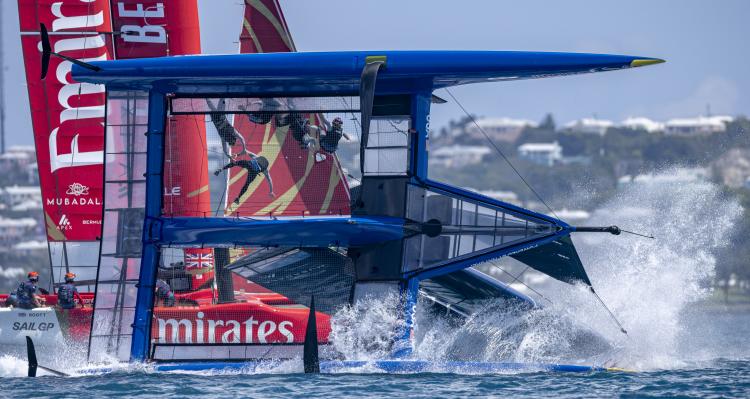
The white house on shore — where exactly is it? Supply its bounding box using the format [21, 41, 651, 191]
[430, 145, 492, 167]
[518, 141, 563, 166]
[664, 116, 733, 136]
[562, 118, 614, 135]
[620, 117, 664, 133]
[467, 117, 538, 142]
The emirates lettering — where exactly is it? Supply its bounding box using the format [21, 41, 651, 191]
[156, 312, 295, 344]
[117, 2, 167, 44]
[46, 0, 108, 173]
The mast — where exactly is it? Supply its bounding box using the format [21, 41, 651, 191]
[0, 1, 5, 154]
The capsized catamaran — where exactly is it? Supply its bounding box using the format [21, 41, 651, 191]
[20, 44, 663, 374]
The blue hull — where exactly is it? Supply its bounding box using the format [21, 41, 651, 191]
[150, 360, 605, 374]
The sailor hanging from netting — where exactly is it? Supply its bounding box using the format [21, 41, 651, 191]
[207, 98, 250, 158]
[214, 152, 275, 203]
[315, 116, 351, 162]
[276, 112, 320, 152]
[238, 97, 283, 125]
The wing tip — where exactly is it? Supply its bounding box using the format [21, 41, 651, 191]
[629, 58, 666, 68]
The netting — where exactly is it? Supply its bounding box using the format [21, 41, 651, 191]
[150, 245, 354, 361]
[89, 90, 149, 362]
[163, 97, 371, 218]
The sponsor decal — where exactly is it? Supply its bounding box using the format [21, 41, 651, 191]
[66, 182, 90, 196]
[58, 214, 72, 231]
[12, 322, 56, 331]
[19, 0, 113, 240]
[155, 313, 295, 344]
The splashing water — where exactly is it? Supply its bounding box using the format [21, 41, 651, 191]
[574, 170, 742, 369]
[328, 170, 743, 371]
[329, 293, 404, 361]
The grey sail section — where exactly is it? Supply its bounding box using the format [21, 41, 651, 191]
[226, 247, 355, 314]
[402, 184, 559, 274]
[88, 90, 149, 362]
[510, 235, 592, 286]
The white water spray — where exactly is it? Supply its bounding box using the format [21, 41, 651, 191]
[328, 169, 742, 371]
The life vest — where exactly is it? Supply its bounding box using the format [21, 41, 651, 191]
[15, 281, 36, 304]
[57, 283, 77, 308]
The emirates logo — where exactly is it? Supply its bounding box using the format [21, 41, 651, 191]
[66, 183, 90, 197]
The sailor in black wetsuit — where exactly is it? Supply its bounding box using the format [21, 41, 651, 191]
[315, 116, 351, 162]
[207, 98, 249, 158]
[276, 112, 319, 150]
[238, 98, 283, 125]
[214, 154, 275, 204]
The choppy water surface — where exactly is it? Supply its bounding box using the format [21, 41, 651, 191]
[1, 172, 748, 397]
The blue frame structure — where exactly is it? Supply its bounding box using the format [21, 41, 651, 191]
[71, 50, 663, 364]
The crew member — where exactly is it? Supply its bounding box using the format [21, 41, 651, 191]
[207, 98, 250, 158]
[316, 116, 351, 162]
[214, 155, 275, 204]
[155, 279, 176, 307]
[239, 98, 283, 125]
[15, 271, 43, 309]
[276, 112, 319, 150]
[57, 272, 84, 309]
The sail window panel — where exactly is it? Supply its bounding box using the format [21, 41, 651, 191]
[96, 256, 141, 282]
[93, 282, 138, 308]
[475, 235, 494, 251]
[476, 206, 497, 227]
[106, 124, 147, 154]
[100, 211, 120, 254]
[405, 185, 426, 221]
[363, 148, 408, 175]
[63, 242, 101, 266]
[461, 201, 478, 227]
[90, 308, 135, 336]
[65, 266, 97, 282]
[457, 234, 475, 256]
[363, 116, 410, 177]
[107, 91, 150, 126]
[48, 242, 65, 267]
[104, 182, 146, 209]
[367, 118, 409, 147]
[105, 153, 147, 182]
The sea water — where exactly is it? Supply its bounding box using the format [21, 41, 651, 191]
[0, 172, 749, 398]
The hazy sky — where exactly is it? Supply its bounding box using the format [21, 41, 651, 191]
[2, 0, 749, 146]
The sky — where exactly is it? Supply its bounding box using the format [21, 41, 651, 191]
[1, 0, 749, 147]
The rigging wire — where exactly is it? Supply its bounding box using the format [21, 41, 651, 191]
[443, 88, 560, 220]
[589, 286, 628, 335]
[620, 229, 655, 239]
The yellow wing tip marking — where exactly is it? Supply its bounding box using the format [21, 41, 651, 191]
[365, 55, 388, 65]
[606, 367, 637, 373]
[630, 58, 665, 68]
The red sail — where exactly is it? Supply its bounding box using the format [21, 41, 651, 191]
[229, 0, 351, 217]
[18, 0, 115, 241]
[109, 1, 212, 284]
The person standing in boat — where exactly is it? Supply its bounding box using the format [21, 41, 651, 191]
[155, 279, 176, 307]
[214, 154, 275, 204]
[207, 98, 250, 158]
[57, 272, 85, 309]
[14, 271, 43, 309]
